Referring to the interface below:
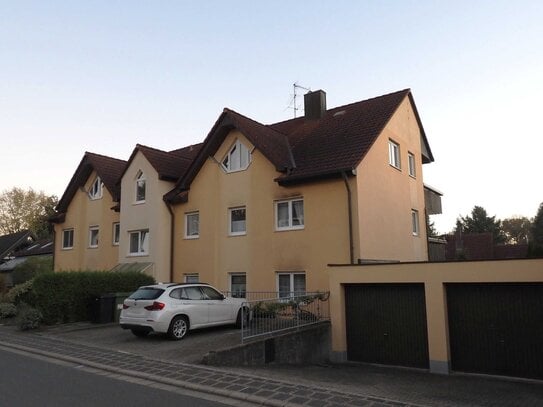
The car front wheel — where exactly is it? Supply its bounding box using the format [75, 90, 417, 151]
[168, 316, 188, 340]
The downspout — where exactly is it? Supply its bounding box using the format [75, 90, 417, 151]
[166, 202, 175, 282]
[342, 172, 355, 264]
[52, 229, 56, 271]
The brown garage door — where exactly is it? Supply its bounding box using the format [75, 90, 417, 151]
[345, 283, 429, 368]
[447, 283, 543, 380]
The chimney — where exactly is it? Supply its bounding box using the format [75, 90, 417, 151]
[304, 90, 327, 120]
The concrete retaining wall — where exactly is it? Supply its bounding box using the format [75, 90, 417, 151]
[202, 322, 330, 366]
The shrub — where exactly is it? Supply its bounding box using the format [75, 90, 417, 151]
[6, 279, 35, 305]
[32, 271, 155, 324]
[17, 303, 43, 331]
[12, 256, 53, 285]
[0, 303, 17, 319]
[0, 275, 7, 294]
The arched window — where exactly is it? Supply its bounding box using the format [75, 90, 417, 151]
[221, 140, 251, 173]
[88, 177, 103, 200]
[135, 171, 146, 203]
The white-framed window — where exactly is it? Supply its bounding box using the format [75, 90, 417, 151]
[185, 212, 199, 239]
[275, 198, 304, 231]
[229, 273, 246, 298]
[411, 209, 420, 236]
[277, 272, 306, 298]
[135, 170, 146, 203]
[89, 226, 99, 248]
[184, 274, 199, 283]
[112, 222, 120, 246]
[221, 139, 251, 173]
[408, 152, 416, 178]
[129, 229, 149, 255]
[388, 140, 401, 169]
[88, 177, 103, 200]
[62, 229, 74, 249]
[228, 207, 246, 236]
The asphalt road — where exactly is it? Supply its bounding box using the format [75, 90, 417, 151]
[0, 348, 230, 407]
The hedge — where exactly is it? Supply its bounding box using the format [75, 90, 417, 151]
[31, 271, 155, 324]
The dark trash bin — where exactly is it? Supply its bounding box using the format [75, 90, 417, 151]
[89, 293, 116, 323]
[114, 292, 131, 322]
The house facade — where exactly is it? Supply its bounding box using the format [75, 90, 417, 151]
[165, 89, 435, 294]
[51, 88, 439, 294]
[116, 144, 200, 282]
[51, 153, 126, 271]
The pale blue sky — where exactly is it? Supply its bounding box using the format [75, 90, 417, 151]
[1, 1, 542, 233]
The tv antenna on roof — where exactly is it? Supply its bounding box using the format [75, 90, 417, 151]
[289, 82, 311, 118]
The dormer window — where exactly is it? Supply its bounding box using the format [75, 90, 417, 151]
[221, 140, 251, 173]
[88, 177, 103, 200]
[135, 171, 146, 203]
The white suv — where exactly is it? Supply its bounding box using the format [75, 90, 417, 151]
[120, 283, 247, 340]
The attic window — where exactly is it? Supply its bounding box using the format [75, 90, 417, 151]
[221, 140, 251, 173]
[89, 177, 103, 200]
[135, 171, 146, 203]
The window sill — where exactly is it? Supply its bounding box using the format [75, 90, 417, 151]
[409, 174, 416, 179]
[184, 235, 199, 240]
[133, 201, 146, 205]
[88, 246, 98, 249]
[127, 253, 149, 257]
[61, 247, 73, 251]
[275, 226, 305, 232]
[389, 164, 402, 171]
[228, 232, 247, 237]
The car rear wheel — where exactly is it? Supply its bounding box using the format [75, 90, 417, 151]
[168, 315, 188, 340]
[131, 329, 149, 338]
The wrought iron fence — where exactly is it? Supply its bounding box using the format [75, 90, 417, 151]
[239, 292, 330, 342]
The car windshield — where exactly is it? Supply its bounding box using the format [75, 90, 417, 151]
[128, 287, 164, 300]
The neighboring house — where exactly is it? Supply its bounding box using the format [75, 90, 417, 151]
[50, 152, 126, 271]
[0, 239, 54, 287]
[445, 232, 528, 260]
[0, 230, 38, 287]
[0, 230, 36, 261]
[116, 143, 201, 282]
[164, 89, 437, 294]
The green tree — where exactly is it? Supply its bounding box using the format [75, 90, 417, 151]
[0, 188, 58, 238]
[458, 205, 506, 244]
[426, 214, 438, 237]
[530, 202, 543, 256]
[502, 216, 532, 244]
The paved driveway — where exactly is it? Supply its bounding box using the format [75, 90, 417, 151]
[39, 323, 242, 364]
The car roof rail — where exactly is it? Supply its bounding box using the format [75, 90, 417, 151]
[166, 282, 211, 288]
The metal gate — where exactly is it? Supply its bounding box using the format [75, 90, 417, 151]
[447, 283, 543, 380]
[345, 283, 429, 368]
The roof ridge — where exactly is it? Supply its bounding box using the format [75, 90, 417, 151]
[136, 144, 171, 155]
[268, 88, 411, 127]
[85, 151, 126, 163]
[224, 107, 289, 137]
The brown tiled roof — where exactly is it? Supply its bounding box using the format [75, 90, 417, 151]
[167, 88, 432, 199]
[55, 152, 127, 214]
[121, 143, 203, 183]
[0, 230, 35, 259]
[274, 89, 425, 183]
